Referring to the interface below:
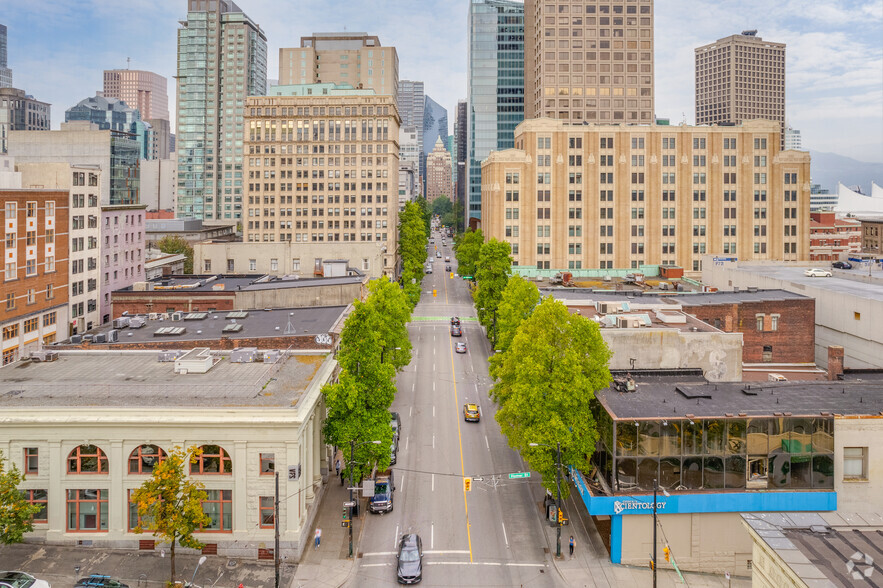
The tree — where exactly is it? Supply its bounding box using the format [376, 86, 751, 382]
[156, 235, 194, 274]
[398, 201, 429, 308]
[472, 238, 512, 330]
[453, 228, 483, 278]
[414, 196, 431, 235]
[431, 195, 453, 218]
[490, 298, 612, 498]
[365, 276, 413, 371]
[491, 275, 541, 357]
[131, 446, 211, 584]
[0, 450, 41, 545]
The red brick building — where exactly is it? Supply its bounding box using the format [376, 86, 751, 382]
[809, 211, 861, 262]
[2, 189, 70, 365]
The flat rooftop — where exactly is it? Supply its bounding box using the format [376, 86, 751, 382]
[114, 274, 364, 293]
[0, 352, 327, 409]
[742, 512, 883, 586]
[542, 287, 810, 306]
[722, 263, 883, 303]
[72, 306, 347, 344]
[597, 377, 883, 420]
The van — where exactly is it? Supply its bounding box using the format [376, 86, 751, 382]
[369, 469, 395, 513]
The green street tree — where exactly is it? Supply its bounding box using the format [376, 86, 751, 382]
[0, 450, 41, 545]
[453, 228, 483, 278]
[491, 275, 541, 357]
[490, 298, 612, 498]
[473, 238, 512, 329]
[155, 235, 194, 274]
[365, 275, 413, 371]
[398, 201, 429, 307]
[130, 445, 211, 584]
[431, 195, 453, 218]
[414, 196, 431, 234]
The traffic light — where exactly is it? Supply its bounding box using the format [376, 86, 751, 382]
[342, 506, 348, 521]
[558, 508, 565, 525]
[663, 546, 671, 563]
[649, 559, 655, 571]
[463, 477, 472, 492]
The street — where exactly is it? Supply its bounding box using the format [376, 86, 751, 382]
[350, 234, 556, 586]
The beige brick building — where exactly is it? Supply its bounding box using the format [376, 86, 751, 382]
[242, 91, 400, 277]
[481, 118, 811, 274]
[695, 32, 786, 142]
[524, 0, 655, 123]
[426, 136, 453, 203]
[279, 33, 398, 101]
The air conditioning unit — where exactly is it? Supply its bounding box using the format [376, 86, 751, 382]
[129, 317, 146, 329]
[230, 347, 259, 363]
[157, 350, 183, 362]
[262, 350, 282, 364]
[113, 317, 130, 329]
[148, 313, 159, 320]
[93, 333, 106, 344]
[82, 334, 94, 342]
[29, 351, 59, 362]
[107, 329, 119, 343]
[171, 312, 183, 321]
[70, 335, 82, 344]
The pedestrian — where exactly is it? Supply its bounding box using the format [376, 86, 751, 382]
[569, 535, 575, 557]
[315, 527, 322, 550]
[335, 458, 341, 478]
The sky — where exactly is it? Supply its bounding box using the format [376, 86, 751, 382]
[4, 0, 882, 163]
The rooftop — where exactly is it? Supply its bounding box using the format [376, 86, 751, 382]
[719, 263, 883, 303]
[115, 274, 364, 293]
[596, 376, 883, 420]
[0, 351, 327, 409]
[75, 306, 347, 344]
[542, 287, 810, 306]
[742, 512, 883, 586]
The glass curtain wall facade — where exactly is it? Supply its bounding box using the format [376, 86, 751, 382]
[0, 24, 11, 88]
[109, 132, 141, 206]
[176, 0, 267, 221]
[467, 0, 524, 222]
[592, 407, 835, 494]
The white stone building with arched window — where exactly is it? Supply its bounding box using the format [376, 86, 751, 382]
[0, 348, 336, 561]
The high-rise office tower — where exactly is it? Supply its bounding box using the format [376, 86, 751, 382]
[524, 0, 655, 124]
[426, 136, 453, 203]
[422, 95, 448, 192]
[65, 94, 155, 160]
[279, 33, 398, 101]
[784, 126, 801, 151]
[467, 0, 524, 222]
[175, 0, 267, 222]
[454, 99, 467, 210]
[398, 80, 425, 189]
[695, 31, 785, 143]
[103, 69, 171, 158]
[0, 87, 51, 154]
[0, 24, 12, 88]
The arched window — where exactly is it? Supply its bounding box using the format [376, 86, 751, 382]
[190, 445, 232, 474]
[67, 444, 108, 474]
[128, 444, 167, 474]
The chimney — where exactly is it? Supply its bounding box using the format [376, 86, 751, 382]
[827, 345, 844, 381]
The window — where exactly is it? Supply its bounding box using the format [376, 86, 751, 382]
[127, 489, 154, 531]
[249, 259, 257, 271]
[4, 202, 15, 219]
[128, 445, 167, 474]
[259, 496, 275, 528]
[843, 447, 868, 480]
[23, 489, 48, 523]
[26, 201, 37, 217]
[3, 323, 19, 340]
[270, 258, 278, 271]
[201, 489, 233, 531]
[260, 453, 275, 475]
[756, 315, 764, 331]
[204, 260, 212, 272]
[67, 445, 109, 473]
[67, 489, 108, 531]
[24, 448, 39, 474]
[770, 314, 779, 331]
[191, 445, 232, 474]
[24, 318, 38, 333]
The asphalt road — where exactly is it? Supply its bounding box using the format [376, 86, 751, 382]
[349, 231, 557, 587]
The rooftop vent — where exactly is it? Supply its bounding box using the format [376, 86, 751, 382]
[222, 323, 243, 333]
[154, 327, 186, 336]
[183, 312, 208, 320]
[226, 311, 249, 319]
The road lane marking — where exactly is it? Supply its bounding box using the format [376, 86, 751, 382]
[361, 563, 390, 568]
[362, 551, 397, 557]
[431, 523, 434, 549]
[422, 550, 471, 555]
[405, 437, 409, 451]
[501, 522, 509, 547]
[393, 525, 399, 549]
[433, 381, 436, 391]
[412, 383, 415, 392]
[400, 474, 405, 494]
[432, 435, 435, 449]
[448, 314, 474, 563]
[433, 405, 435, 417]
[431, 473, 434, 492]
[409, 406, 413, 417]
[485, 436, 490, 450]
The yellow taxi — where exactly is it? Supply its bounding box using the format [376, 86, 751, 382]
[463, 403, 480, 422]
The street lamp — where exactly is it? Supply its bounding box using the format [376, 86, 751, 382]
[652, 478, 671, 588]
[190, 555, 207, 587]
[348, 439, 382, 558]
[529, 441, 563, 558]
[380, 346, 401, 364]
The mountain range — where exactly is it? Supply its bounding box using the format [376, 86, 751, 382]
[809, 151, 882, 196]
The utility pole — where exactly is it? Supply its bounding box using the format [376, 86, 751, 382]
[555, 441, 562, 559]
[349, 440, 356, 558]
[274, 471, 280, 588]
[652, 478, 658, 588]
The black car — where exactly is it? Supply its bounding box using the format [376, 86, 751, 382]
[445, 265, 451, 272]
[75, 577, 129, 588]
[396, 533, 424, 584]
[450, 316, 460, 326]
[832, 261, 852, 269]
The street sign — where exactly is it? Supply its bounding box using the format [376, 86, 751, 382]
[343, 501, 356, 507]
[509, 472, 531, 479]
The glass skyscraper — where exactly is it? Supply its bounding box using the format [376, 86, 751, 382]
[467, 0, 524, 222]
[0, 24, 12, 88]
[175, 0, 267, 221]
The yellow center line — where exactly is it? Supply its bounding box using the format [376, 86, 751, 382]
[446, 260, 473, 563]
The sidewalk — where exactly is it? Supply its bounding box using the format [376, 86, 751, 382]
[291, 471, 360, 587]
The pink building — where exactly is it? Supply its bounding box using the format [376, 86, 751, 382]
[102, 70, 169, 121]
[100, 204, 146, 324]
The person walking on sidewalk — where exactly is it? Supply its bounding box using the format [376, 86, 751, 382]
[315, 527, 322, 550]
[569, 535, 575, 557]
[335, 458, 341, 478]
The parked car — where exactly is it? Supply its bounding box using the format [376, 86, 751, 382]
[390, 411, 401, 440]
[455, 342, 467, 354]
[450, 316, 460, 326]
[425, 265, 432, 274]
[369, 469, 395, 514]
[445, 265, 451, 272]
[390, 437, 399, 465]
[450, 325, 462, 337]
[0, 572, 51, 588]
[804, 268, 832, 277]
[396, 534, 424, 584]
[74, 577, 129, 588]
[832, 261, 852, 269]
[463, 403, 481, 422]
[436, 251, 441, 258]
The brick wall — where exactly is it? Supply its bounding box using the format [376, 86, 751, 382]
[681, 298, 815, 363]
[111, 292, 236, 316]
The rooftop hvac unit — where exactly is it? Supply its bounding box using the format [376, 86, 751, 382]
[83, 334, 94, 342]
[230, 347, 259, 363]
[70, 335, 82, 344]
[171, 312, 183, 321]
[29, 351, 59, 362]
[148, 313, 159, 321]
[93, 333, 107, 344]
[112, 317, 130, 329]
[107, 329, 119, 343]
[262, 350, 282, 364]
[129, 317, 146, 328]
[157, 350, 183, 362]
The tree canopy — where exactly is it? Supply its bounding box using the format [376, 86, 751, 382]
[453, 228, 483, 278]
[131, 446, 210, 583]
[156, 235, 194, 274]
[431, 195, 453, 217]
[472, 238, 512, 331]
[364, 276, 413, 371]
[491, 275, 541, 357]
[490, 298, 612, 498]
[0, 450, 41, 545]
[398, 201, 429, 308]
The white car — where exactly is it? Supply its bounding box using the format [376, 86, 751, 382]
[0, 572, 52, 588]
[804, 268, 832, 277]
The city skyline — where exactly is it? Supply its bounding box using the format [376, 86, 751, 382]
[1, 0, 881, 164]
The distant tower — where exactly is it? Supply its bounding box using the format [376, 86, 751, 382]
[0, 24, 13, 88]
